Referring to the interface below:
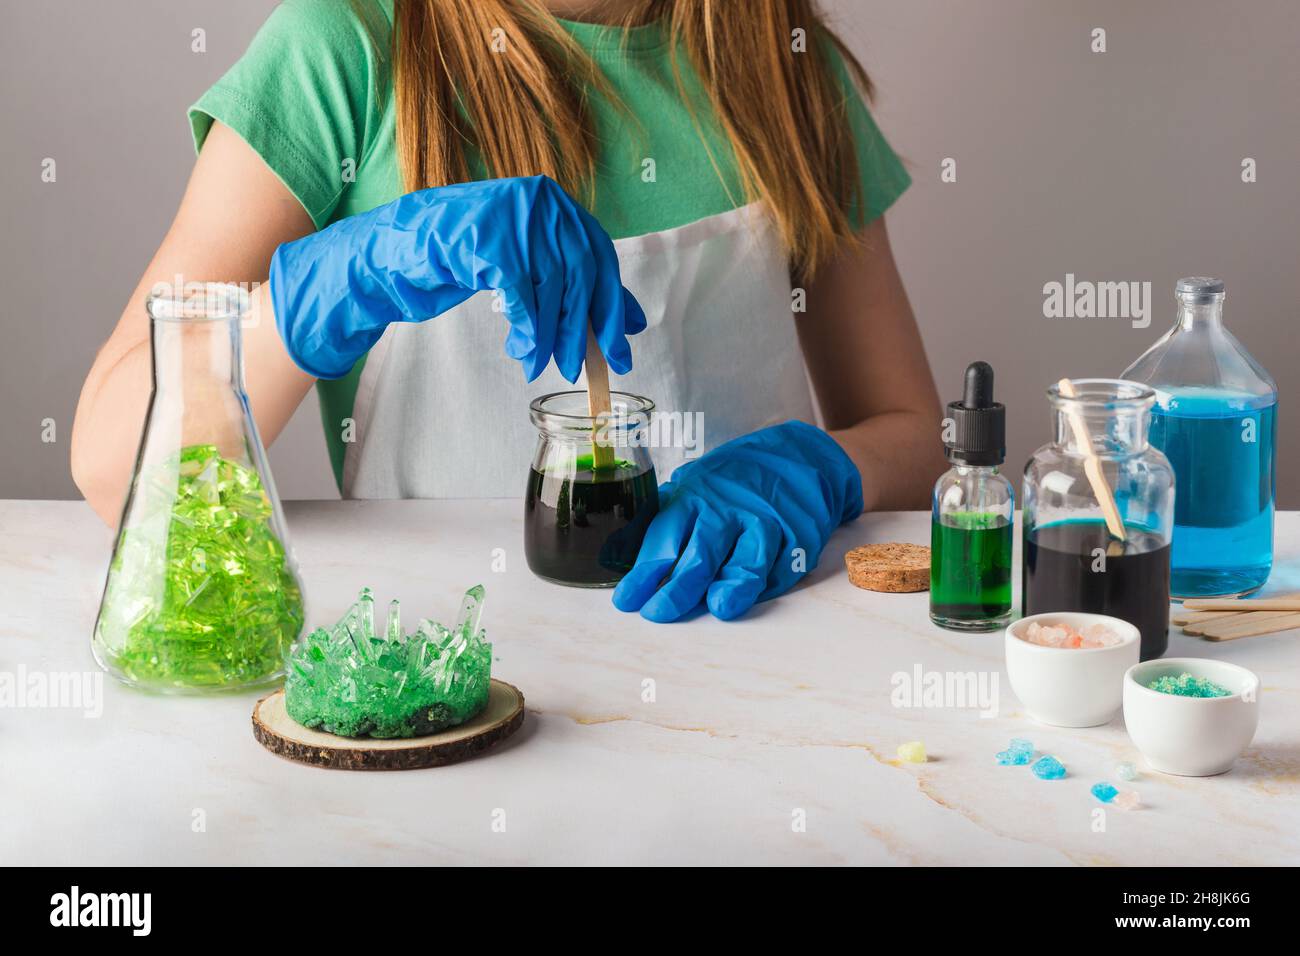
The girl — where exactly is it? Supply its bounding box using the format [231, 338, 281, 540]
[72, 0, 944, 621]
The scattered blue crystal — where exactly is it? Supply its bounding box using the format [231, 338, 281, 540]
[1032, 755, 1067, 780]
[1091, 782, 1119, 803]
[996, 737, 1035, 765]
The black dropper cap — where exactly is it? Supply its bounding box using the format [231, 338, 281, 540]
[944, 361, 1005, 466]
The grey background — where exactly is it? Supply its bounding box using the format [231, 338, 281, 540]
[3, 0, 1297, 504]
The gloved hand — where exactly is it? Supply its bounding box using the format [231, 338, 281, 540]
[268, 175, 646, 381]
[613, 421, 863, 622]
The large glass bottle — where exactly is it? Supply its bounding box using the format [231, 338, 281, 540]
[1022, 380, 1175, 660]
[1122, 277, 1277, 598]
[524, 390, 659, 587]
[92, 284, 304, 692]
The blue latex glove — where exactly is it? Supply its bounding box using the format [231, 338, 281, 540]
[613, 421, 863, 622]
[269, 175, 646, 381]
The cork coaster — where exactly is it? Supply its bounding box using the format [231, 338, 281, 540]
[845, 543, 931, 593]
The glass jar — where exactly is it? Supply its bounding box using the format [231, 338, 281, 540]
[92, 284, 304, 692]
[524, 391, 658, 587]
[1122, 277, 1277, 598]
[1022, 379, 1175, 660]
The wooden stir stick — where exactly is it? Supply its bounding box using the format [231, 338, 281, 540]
[1057, 378, 1127, 542]
[585, 328, 615, 472]
[1171, 608, 1250, 626]
[1189, 612, 1300, 642]
[1176, 592, 1300, 641]
[1182, 595, 1300, 612]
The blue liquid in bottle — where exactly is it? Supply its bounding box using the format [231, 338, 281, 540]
[1122, 278, 1277, 598]
[1150, 389, 1276, 597]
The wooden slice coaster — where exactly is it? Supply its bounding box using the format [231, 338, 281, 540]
[252, 678, 525, 771]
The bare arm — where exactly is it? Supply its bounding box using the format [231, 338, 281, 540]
[71, 122, 316, 526]
[796, 217, 947, 512]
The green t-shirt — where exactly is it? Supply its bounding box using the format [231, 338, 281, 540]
[189, 0, 911, 489]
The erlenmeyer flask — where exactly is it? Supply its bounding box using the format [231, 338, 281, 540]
[92, 283, 304, 692]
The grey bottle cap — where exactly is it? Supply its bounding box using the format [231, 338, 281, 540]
[1175, 276, 1225, 297]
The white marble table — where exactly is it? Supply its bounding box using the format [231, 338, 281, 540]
[3, 500, 1298, 865]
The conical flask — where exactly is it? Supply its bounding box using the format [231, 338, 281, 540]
[93, 284, 304, 692]
[1122, 277, 1277, 598]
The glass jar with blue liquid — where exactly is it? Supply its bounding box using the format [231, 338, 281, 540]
[1122, 277, 1277, 598]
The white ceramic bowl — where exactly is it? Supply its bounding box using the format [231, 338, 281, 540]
[1123, 657, 1260, 776]
[1005, 612, 1141, 727]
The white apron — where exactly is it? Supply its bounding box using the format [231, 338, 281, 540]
[342, 202, 816, 498]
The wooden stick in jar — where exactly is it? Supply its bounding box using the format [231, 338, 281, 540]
[585, 328, 615, 472]
[1056, 378, 1127, 542]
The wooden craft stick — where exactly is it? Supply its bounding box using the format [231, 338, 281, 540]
[1194, 612, 1300, 642]
[1171, 609, 1247, 627]
[1057, 378, 1126, 542]
[1182, 595, 1300, 613]
[1183, 609, 1298, 637]
[585, 329, 615, 471]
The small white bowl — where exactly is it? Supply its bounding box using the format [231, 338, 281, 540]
[1123, 658, 1260, 776]
[1005, 612, 1141, 727]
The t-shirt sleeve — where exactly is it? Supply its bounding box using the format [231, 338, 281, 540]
[822, 39, 912, 231]
[188, 0, 391, 229]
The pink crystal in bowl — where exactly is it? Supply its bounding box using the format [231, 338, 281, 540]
[1005, 612, 1141, 728]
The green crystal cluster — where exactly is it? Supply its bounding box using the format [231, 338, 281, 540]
[285, 585, 492, 738]
[1147, 672, 1232, 698]
[94, 444, 303, 690]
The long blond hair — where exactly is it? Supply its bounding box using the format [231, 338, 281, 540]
[394, 0, 872, 277]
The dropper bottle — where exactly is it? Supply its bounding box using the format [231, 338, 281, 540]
[930, 362, 1014, 631]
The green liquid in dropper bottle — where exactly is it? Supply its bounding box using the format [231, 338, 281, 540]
[929, 361, 1014, 632]
[931, 512, 1013, 626]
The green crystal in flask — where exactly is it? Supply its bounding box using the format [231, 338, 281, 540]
[93, 445, 304, 691]
[91, 285, 304, 692]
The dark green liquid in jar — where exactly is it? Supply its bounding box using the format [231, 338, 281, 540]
[524, 455, 659, 587]
[1023, 518, 1171, 660]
